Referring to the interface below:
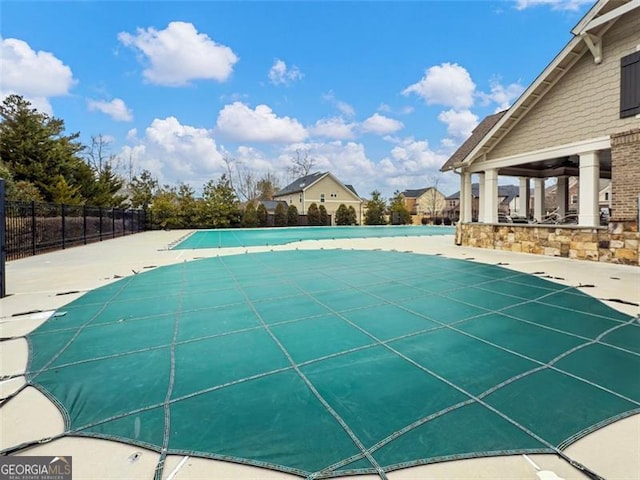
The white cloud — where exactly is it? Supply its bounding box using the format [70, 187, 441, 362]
[478, 79, 525, 112]
[118, 21, 238, 86]
[322, 90, 355, 117]
[360, 113, 404, 135]
[268, 59, 303, 86]
[438, 109, 479, 139]
[0, 37, 76, 114]
[309, 117, 356, 140]
[377, 103, 415, 115]
[216, 102, 308, 143]
[87, 98, 133, 122]
[122, 116, 225, 185]
[403, 63, 476, 110]
[515, 0, 592, 10]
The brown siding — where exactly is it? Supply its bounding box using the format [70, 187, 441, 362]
[486, 9, 640, 160]
[611, 128, 640, 221]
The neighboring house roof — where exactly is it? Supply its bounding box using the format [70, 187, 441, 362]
[274, 171, 362, 202]
[440, 111, 507, 172]
[401, 187, 432, 198]
[275, 172, 326, 196]
[440, 0, 633, 171]
[345, 184, 359, 197]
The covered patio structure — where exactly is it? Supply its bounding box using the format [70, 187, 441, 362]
[441, 0, 640, 265]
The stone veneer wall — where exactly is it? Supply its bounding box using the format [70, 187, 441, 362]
[456, 222, 639, 266]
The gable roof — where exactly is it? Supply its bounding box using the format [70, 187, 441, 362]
[402, 187, 432, 198]
[440, 111, 507, 172]
[275, 172, 326, 196]
[274, 171, 362, 201]
[441, 0, 635, 171]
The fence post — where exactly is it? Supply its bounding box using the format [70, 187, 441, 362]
[83, 205, 87, 245]
[61, 203, 66, 249]
[0, 179, 6, 298]
[99, 207, 103, 241]
[122, 209, 126, 236]
[31, 201, 36, 255]
[112, 208, 115, 238]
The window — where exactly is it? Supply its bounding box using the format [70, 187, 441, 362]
[320, 193, 325, 203]
[604, 192, 609, 201]
[299, 193, 302, 203]
[571, 194, 578, 205]
[620, 51, 640, 118]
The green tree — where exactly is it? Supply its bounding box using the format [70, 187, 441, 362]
[47, 175, 83, 204]
[388, 190, 412, 225]
[150, 186, 178, 229]
[335, 204, 350, 225]
[319, 204, 329, 225]
[243, 202, 259, 228]
[364, 190, 387, 225]
[176, 183, 199, 228]
[201, 174, 240, 228]
[274, 202, 287, 227]
[257, 203, 268, 227]
[347, 205, 358, 225]
[129, 170, 158, 210]
[307, 202, 320, 226]
[0, 94, 87, 202]
[287, 204, 298, 226]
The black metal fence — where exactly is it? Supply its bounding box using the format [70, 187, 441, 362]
[4, 201, 146, 261]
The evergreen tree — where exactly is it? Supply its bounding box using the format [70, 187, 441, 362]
[150, 186, 178, 229]
[274, 202, 287, 227]
[201, 174, 240, 228]
[176, 183, 199, 228]
[257, 203, 268, 227]
[47, 175, 83, 204]
[243, 202, 259, 228]
[287, 204, 299, 225]
[335, 204, 350, 225]
[388, 190, 412, 225]
[307, 202, 320, 225]
[129, 170, 158, 210]
[364, 190, 387, 225]
[0, 95, 88, 202]
[319, 204, 329, 225]
[347, 205, 358, 225]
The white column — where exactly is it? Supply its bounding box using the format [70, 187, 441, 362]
[518, 177, 530, 218]
[533, 178, 545, 222]
[579, 151, 600, 226]
[477, 173, 486, 222]
[462, 171, 473, 223]
[556, 176, 568, 217]
[484, 169, 498, 223]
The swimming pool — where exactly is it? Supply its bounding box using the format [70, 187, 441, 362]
[172, 225, 455, 249]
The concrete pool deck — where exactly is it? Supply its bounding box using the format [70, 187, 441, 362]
[1, 230, 638, 480]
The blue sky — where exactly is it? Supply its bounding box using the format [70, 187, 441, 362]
[1, 0, 595, 198]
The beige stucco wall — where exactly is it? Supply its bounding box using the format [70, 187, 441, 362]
[302, 175, 363, 224]
[416, 190, 446, 216]
[486, 8, 640, 160]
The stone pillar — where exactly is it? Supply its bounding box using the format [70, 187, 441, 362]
[556, 176, 569, 217]
[518, 177, 530, 218]
[477, 172, 485, 222]
[462, 171, 472, 223]
[484, 169, 498, 223]
[533, 178, 545, 222]
[579, 151, 600, 227]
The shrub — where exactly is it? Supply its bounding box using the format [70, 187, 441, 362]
[287, 204, 298, 225]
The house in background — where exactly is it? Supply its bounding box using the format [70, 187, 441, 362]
[440, 0, 639, 264]
[273, 172, 363, 225]
[444, 184, 520, 221]
[401, 187, 446, 221]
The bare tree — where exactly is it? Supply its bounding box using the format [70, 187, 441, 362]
[287, 148, 316, 179]
[224, 155, 261, 202]
[85, 134, 120, 174]
[420, 174, 446, 220]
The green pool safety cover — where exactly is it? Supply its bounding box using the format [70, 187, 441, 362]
[23, 250, 640, 478]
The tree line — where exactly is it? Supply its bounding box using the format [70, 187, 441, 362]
[1, 94, 413, 228]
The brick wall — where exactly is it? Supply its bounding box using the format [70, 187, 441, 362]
[611, 128, 640, 222]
